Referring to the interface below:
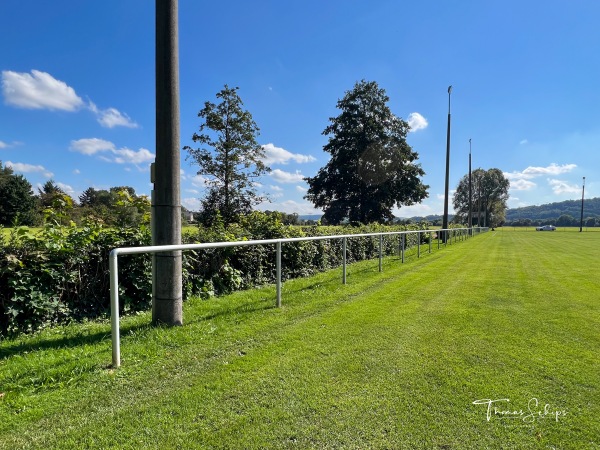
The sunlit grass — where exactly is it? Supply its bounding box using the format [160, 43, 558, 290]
[0, 230, 598, 448]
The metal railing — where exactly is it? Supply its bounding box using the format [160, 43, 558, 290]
[109, 226, 488, 366]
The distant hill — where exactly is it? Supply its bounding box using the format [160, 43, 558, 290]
[506, 197, 600, 221]
[298, 214, 323, 222]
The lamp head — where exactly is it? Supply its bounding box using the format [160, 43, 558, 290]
[448, 85, 453, 94]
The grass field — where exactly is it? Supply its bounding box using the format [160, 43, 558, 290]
[1, 229, 599, 448]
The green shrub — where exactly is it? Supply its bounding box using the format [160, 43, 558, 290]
[1, 209, 458, 338]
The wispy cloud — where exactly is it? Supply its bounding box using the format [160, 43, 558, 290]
[519, 139, 528, 145]
[5, 161, 53, 178]
[2, 70, 138, 128]
[548, 179, 580, 195]
[0, 140, 8, 149]
[262, 143, 316, 165]
[258, 199, 320, 215]
[70, 138, 115, 155]
[510, 179, 536, 191]
[407, 112, 428, 132]
[89, 102, 138, 129]
[182, 197, 202, 211]
[505, 163, 577, 181]
[270, 169, 305, 183]
[70, 138, 154, 165]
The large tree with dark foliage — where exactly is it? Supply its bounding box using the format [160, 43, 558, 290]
[304, 80, 428, 225]
[184, 85, 270, 226]
[453, 168, 510, 227]
[0, 161, 37, 225]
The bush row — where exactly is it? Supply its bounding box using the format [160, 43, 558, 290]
[1, 211, 441, 338]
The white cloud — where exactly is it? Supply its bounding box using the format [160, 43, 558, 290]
[70, 138, 115, 155]
[112, 147, 154, 164]
[191, 174, 209, 187]
[393, 202, 435, 218]
[2, 70, 138, 128]
[548, 179, 580, 195]
[258, 199, 321, 215]
[1, 70, 84, 111]
[436, 190, 455, 201]
[271, 169, 305, 183]
[510, 179, 536, 191]
[69, 138, 154, 165]
[73, 169, 80, 174]
[89, 102, 138, 128]
[269, 185, 283, 192]
[57, 182, 75, 196]
[0, 140, 24, 149]
[185, 188, 200, 194]
[407, 112, 428, 132]
[519, 139, 528, 145]
[5, 161, 53, 178]
[505, 163, 577, 180]
[296, 185, 307, 193]
[261, 143, 316, 165]
[182, 197, 202, 211]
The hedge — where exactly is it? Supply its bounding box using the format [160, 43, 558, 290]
[1, 211, 440, 338]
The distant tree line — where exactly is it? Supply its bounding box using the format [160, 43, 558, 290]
[505, 215, 600, 228]
[505, 197, 600, 224]
[0, 160, 194, 228]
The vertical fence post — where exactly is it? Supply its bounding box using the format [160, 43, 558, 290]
[437, 230, 440, 249]
[342, 237, 347, 285]
[429, 231, 432, 253]
[379, 234, 383, 272]
[109, 251, 121, 368]
[417, 231, 421, 258]
[276, 241, 282, 307]
[401, 234, 405, 263]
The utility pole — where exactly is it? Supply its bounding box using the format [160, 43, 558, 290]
[468, 138, 472, 234]
[153, 0, 182, 325]
[579, 176, 586, 232]
[442, 85, 452, 242]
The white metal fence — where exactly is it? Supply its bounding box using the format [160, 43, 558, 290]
[109, 226, 488, 366]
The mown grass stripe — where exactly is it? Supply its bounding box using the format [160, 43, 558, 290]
[0, 230, 599, 449]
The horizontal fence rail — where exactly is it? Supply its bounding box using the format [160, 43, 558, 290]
[109, 227, 488, 366]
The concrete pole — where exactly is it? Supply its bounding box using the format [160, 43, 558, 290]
[153, 0, 182, 326]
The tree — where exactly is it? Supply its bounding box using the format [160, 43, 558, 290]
[453, 168, 510, 227]
[556, 214, 576, 227]
[38, 180, 67, 207]
[184, 85, 270, 226]
[304, 80, 428, 225]
[0, 161, 38, 225]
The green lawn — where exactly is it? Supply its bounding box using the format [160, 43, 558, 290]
[1, 230, 598, 449]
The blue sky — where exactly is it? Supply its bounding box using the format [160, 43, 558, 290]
[2, 0, 599, 217]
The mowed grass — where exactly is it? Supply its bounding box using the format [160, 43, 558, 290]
[1, 230, 599, 449]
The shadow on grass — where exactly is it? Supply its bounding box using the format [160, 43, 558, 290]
[0, 321, 151, 361]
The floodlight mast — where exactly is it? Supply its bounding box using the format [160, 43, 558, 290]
[442, 85, 452, 242]
[468, 138, 472, 234]
[579, 176, 586, 232]
[153, 0, 182, 326]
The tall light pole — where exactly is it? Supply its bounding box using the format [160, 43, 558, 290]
[579, 176, 586, 232]
[468, 138, 472, 234]
[153, 0, 182, 326]
[442, 85, 452, 242]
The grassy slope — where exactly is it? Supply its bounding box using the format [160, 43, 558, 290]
[1, 230, 599, 449]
